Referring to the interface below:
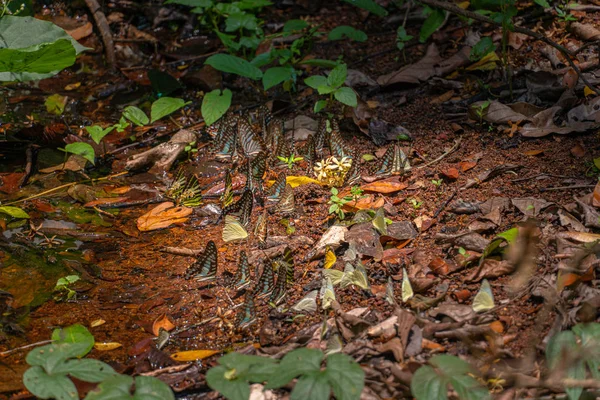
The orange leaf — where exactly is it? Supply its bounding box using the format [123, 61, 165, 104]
[342, 194, 384, 211]
[523, 149, 544, 156]
[593, 182, 600, 208]
[557, 270, 580, 292]
[489, 321, 504, 333]
[422, 338, 445, 351]
[152, 313, 175, 336]
[170, 349, 220, 362]
[441, 167, 459, 180]
[84, 197, 129, 208]
[137, 202, 192, 232]
[361, 179, 408, 194]
[459, 161, 476, 172]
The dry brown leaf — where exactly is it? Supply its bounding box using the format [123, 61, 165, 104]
[441, 167, 459, 180]
[361, 179, 408, 194]
[84, 197, 129, 208]
[137, 202, 192, 232]
[377, 44, 443, 86]
[523, 149, 544, 156]
[571, 22, 600, 41]
[152, 313, 176, 336]
[342, 194, 385, 211]
[593, 182, 600, 207]
[170, 349, 220, 362]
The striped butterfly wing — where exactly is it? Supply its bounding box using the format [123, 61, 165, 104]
[245, 152, 267, 194]
[184, 240, 218, 282]
[258, 105, 274, 138]
[266, 172, 286, 202]
[281, 247, 294, 284]
[253, 261, 275, 297]
[328, 123, 351, 159]
[233, 250, 252, 290]
[213, 123, 238, 160]
[269, 261, 288, 305]
[273, 184, 295, 214]
[265, 117, 283, 149]
[222, 189, 253, 228]
[320, 277, 336, 310]
[385, 277, 397, 306]
[391, 144, 411, 174]
[303, 135, 317, 167]
[236, 291, 257, 329]
[220, 170, 234, 208]
[237, 118, 266, 159]
[254, 208, 268, 249]
[165, 167, 187, 200]
[314, 118, 328, 154]
[373, 145, 395, 177]
[343, 152, 361, 186]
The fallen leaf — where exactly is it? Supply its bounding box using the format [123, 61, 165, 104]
[571, 22, 600, 41]
[459, 161, 477, 172]
[557, 270, 580, 292]
[523, 149, 544, 156]
[441, 167, 459, 180]
[343, 194, 385, 211]
[137, 202, 192, 232]
[286, 176, 323, 188]
[170, 349, 220, 362]
[593, 182, 600, 207]
[152, 314, 175, 336]
[90, 319, 106, 328]
[489, 321, 504, 333]
[361, 178, 408, 194]
[94, 342, 123, 351]
[571, 144, 586, 157]
[84, 197, 129, 208]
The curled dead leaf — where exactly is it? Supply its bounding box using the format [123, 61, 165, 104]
[137, 202, 192, 232]
[152, 313, 176, 336]
[170, 349, 220, 362]
[361, 178, 408, 194]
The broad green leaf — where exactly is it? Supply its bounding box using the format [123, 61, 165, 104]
[496, 227, 518, 243]
[328, 26, 368, 42]
[53, 359, 117, 383]
[251, 50, 275, 67]
[239, 35, 261, 50]
[263, 66, 294, 90]
[573, 323, 600, 378]
[284, 19, 309, 32]
[206, 365, 251, 400]
[150, 97, 190, 123]
[411, 365, 448, 400]
[298, 59, 339, 68]
[85, 374, 175, 400]
[225, 13, 258, 32]
[205, 54, 263, 80]
[304, 75, 328, 90]
[216, 31, 242, 52]
[449, 375, 491, 400]
[56, 275, 80, 287]
[201, 89, 232, 126]
[0, 39, 75, 80]
[86, 125, 115, 145]
[51, 324, 95, 356]
[45, 93, 67, 115]
[593, 157, 600, 170]
[566, 361, 586, 400]
[134, 376, 175, 400]
[123, 106, 149, 127]
[314, 99, 328, 113]
[238, 0, 272, 9]
[62, 143, 95, 165]
[328, 64, 347, 88]
[317, 85, 336, 95]
[0, 206, 30, 219]
[334, 87, 357, 107]
[0, 16, 89, 81]
[534, 0, 550, 7]
[26, 343, 91, 373]
[265, 348, 323, 389]
[342, 0, 388, 16]
[218, 352, 277, 371]
[324, 353, 364, 400]
[23, 366, 78, 400]
[430, 355, 474, 376]
[546, 331, 578, 370]
[420, 9, 445, 43]
[291, 372, 330, 400]
[469, 37, 496, 61]
[85, 374, 133, 400]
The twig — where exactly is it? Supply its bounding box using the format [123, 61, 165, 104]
[0, 340, 53, 357]
[540, 184, 595, 192]
[511, 173, 577, 183]
[433, 189, 458, 218]
[415, 139, 461, 169]
[162, 246, 201, 256]
[85, 0, 116, 70]
[418, 0, 600, 95]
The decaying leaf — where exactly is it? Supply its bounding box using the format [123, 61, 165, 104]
[137, 202, 192, 232]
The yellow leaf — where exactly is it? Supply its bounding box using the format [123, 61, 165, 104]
[466, 52, 500, 71]
[584, 86, 596, 97]
[457, 1, 470, 8]
[94, 342, 122, 351]
[90, 319, 106, 328]
[64, 82, 81, 91]
[170, 349, 220, 362]
[285, 176, 323, 188]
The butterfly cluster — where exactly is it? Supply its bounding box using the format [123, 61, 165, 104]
[165, 167, 202, 207]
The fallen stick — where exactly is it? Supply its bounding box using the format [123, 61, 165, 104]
[415, 139, 461, 169]
[540, 184, 595, 192]
[85, 0, 116, 70]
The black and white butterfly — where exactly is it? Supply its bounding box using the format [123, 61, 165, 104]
[237, 118, 266, 159]
[222, 189, 253, 228]
[184, 240, 218, 282]
[232, 250, 252, 291]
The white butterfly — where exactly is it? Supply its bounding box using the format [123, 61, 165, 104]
[472, 279, 495, 313]
[222, 215, 248, 242]
[401, 268, 414, 303]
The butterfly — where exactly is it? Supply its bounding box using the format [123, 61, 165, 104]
[291, 290, 318, 313]
[220, 170, 234, 208]
[328, 120, 352, 159]
[342, 153, 361, 186]
[401, 268, 414, 303]
[322, 268, 344, 286]
[280, 247, 294, 284]
[253, 261, 275, 298]
[472, 279, 495, 313]
[178, 174, 202, 207]
[212, 122, 238, 161]
[325, 332, 343, 355]
[236, 290, 257, 330]
[272, 184, 295, 214]
[232, 250, 252, 291]
[222, 215, 248, 243]
[222, 189, 253, 228]
[320, 277, 336, 310]
[184, 240, 218, 282]
[265, 118, 284, 151]
[374, 144, 411, 177]
[303, 135, 317, 167]
[314, 118, 328, 155]
[237, 118, 266, 159]
[324, 246, 336, 269]
[254, 208, 268, 249]
[386, 277, 397, 306]
[257, 105, 274, 139]
[266, 172, 287, 202]
[372, 208, 387, 235]
[244, 152, 267, 196]
[165, 167, 187, 200]
[270, 261, 288, 305]
[340, 262, 369, 290]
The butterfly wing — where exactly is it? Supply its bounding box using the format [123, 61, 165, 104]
[269, 261, 288, 305]
[391, 144, 411, 174]
[374, 145, 394, 177]
[236, 291, 257, 329]
[320, 277, 336, 310]
[273, 184, 295, 214]
[222, 189, 253, 228]
[237, 118, 266, 159]
[386, 277, 397, 305]
[291, 290, 318, 313]
[220, 170, 234, 208]
[184, 240, 218, 282]
[472, 279, 495, 312]
[253, 261, 275, 297]
[343, 153, 361, 186]
[266, 172, 287, 202]
[401, 268, 414, 302]
[222, 215, 249, 242]
[328, 123, 351, 160]
[254, 208, 268, 249]
[232, 250, 251, 290]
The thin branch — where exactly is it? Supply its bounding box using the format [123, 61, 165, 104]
[85, 0, 116, 70]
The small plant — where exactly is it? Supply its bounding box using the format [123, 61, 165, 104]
[555, 5, 577, 22]
[408, 197, 423, 209]
[53, 275, 80, 301]
[411, 355, 490, 400]
[396, 26, 413, 51]
[185, 141, 198, 160]
[328, 187, 350, 220]
[458, 247, 467, 257]
[431, 179, 442, 187]
[277, 153, 303, 170]
[206, 348, 364, 400]
[472, 100, 490, 124]
[304, 63, 357, 113]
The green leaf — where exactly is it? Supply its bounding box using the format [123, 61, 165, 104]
[573, 323, 600, 378]
[86, 125, 115, 145]
[0, 206, 30, 219]
[123, 106, 149, 127]
[534, 0, 551, 7]
[150, 97, 190, 123]
[317, 85, 336, 95]
[26, 343, 90, 374]
[566, 361, 586, 400]
[328, 26, 368, 42]
[284, 19, 309, 32]
[238, 0, 272, 9]
[334, 87, 357, 107]
[265, 348, 323, 389]
[298, 59, 339, 68]
[291, 372, 330, 400]
[469, 37, 496, 61]
[304, 75, 328, 90]
[449, 375, 491, 400]
[206, 365, 251, 400]
[53, 359, 117, 383]
[23, 366, 78, 400]
[328, 64, 347, 88]
[62, 143, 95, 165]
[251, 50, 275, 67]
[411, 365, 448, 400]
[225, 13, 258, 32]
[45, 93, 67, 115]
[314, 99, 328, 113]
[546, 331, 578, 370]
[593, 157, 600, 170]
[324, 353, 364, 400]
[420, 9, 445, 43]
[0, 16, 89, 81]
[201, 89, 232, 126]
[341, 0, 388, 16]
[85, 374, 174, 400]
[56, 275, 80, 287]
[52, 324, 95, 356]
[430, 355, 474, 376]
[361, 154, 374, 161]
[496, 227, 518, 243]
[134, 376, 175, 400]
[263, 66, 294, 90]
[165, 0, 213, 5]
[206, 54, 263, 80]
